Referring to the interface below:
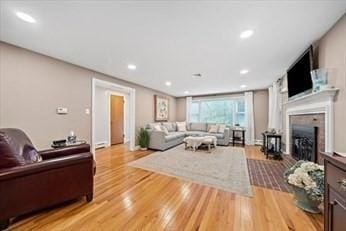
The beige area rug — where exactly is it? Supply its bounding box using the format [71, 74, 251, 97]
[128, 145, 252, 197]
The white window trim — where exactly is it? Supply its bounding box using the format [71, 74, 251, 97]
[189, 96, 245, 126]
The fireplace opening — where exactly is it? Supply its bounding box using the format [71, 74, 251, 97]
[291, 125, 317, 162]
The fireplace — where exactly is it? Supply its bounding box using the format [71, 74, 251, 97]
[291, 124, 317, 162]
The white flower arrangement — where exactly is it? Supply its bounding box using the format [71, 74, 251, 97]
[284, 161, 324, 202]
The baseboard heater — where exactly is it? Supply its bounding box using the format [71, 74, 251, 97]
[95, 142, 107, 149]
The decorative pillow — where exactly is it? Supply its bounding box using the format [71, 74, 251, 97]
[161, 126, 169, 135]
[176, 122, 187, 132]
[154, 125, 162, 131]
[146, 123, 160, 130]
[218, 124, 226, 133]
[208, 125, 219, 133]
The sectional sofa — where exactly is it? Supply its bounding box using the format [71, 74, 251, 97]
[146, 122, 230, 151]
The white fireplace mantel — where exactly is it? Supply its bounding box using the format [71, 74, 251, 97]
[285, 88, 339, 154]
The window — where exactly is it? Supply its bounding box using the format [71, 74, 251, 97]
[189, 97, 246, 126]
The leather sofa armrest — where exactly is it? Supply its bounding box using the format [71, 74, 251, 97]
[0, 152, 93, 181]
[39, 144, 90, 160]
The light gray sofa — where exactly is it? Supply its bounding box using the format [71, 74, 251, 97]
[146, 122, 230, 151]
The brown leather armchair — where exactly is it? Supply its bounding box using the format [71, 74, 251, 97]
[0, 128, 94, 230]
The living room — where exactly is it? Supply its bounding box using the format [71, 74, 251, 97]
[0, 1, 345, 230]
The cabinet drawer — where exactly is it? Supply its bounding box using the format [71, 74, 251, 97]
[329, 188, 346, 210]
[329, 189, 346, 231]
[327, 162, 346, 198]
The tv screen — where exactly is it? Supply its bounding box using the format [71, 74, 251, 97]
[287, 46, 313, 99]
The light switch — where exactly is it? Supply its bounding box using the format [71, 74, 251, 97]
[85, 108, 90, 115]
[57, 107, 68, 114]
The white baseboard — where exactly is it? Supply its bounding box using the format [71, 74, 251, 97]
[255, 139, 263, 145]
[134, 145, 140, 151]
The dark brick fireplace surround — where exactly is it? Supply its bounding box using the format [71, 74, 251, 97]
[289, 113, 325, 164]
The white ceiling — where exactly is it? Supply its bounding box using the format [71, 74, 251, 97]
[1, 1, 345, 97]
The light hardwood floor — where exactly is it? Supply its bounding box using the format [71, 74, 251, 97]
[10, 145, 323, 231]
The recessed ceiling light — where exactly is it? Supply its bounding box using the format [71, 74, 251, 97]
[16, 12, 36, 23]
[165, 81, 172, 86]
[240, 30, 254, 39]
[240, 84, 247, 88]
[240, 69, 249, 74]
[184, 91, 189, 94]
[127, 64, 136, 70]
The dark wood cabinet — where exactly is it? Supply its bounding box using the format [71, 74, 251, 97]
[322, 152, 346, 231]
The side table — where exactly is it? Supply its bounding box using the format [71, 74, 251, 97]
[262, 132, 282, 160]
[232, 129, 245, 147]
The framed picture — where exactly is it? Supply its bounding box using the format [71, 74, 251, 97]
[154, 95, 169, 121]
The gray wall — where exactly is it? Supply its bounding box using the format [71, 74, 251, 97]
[0, 42, 176, 149]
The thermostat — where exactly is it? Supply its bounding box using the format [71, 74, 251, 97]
[56, 107, 68, 114]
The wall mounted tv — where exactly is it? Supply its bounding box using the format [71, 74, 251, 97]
[287, 46, 313, 99]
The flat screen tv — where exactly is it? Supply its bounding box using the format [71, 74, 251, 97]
[287, 46, 313, 99]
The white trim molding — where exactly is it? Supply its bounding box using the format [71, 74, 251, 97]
[92, 78, 136, 154]
[284, 88, 339, 154]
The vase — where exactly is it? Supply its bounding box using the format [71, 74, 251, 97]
[139, 147, 148, 151]
[310, 68, 329, 92]
[292, 186, 321, 213]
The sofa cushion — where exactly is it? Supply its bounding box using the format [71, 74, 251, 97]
[185, 131, 209, 137]
[162, 122, 176, 132]
[164, 132, 184, 142]
[169, 132, 185, 138]
[208, 133, 225, 139]
[189, 122, 207, 132]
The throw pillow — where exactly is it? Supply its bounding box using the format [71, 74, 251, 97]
[176, 122, 187, 132]
[218, 124, 226, 133]
[154, 125, 162, 131]
[208, 124, 219, 133]
[162, 126, 169, 135]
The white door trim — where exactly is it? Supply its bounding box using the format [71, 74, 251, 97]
[92, 78, 136, 154]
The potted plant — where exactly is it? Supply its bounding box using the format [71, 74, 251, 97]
[284, 160, 324, 213]
[137, 128, 150, 150]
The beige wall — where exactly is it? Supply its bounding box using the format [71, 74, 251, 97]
[176, 97, 186, 122]
[253, 90, 269, 141]
[0, 42, 176, 149]
[174, 90, 269, 141]
[317, 15, 346, 152]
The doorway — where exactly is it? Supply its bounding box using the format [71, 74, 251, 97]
[110, 95, 124, 145]
[92, 79, 136, 154]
